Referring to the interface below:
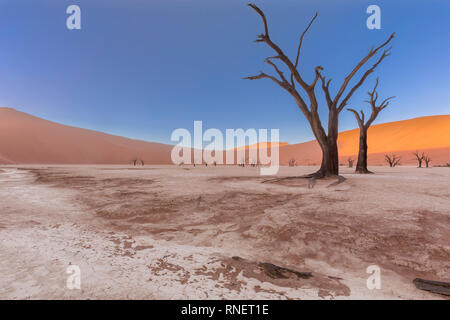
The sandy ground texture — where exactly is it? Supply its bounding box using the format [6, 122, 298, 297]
[0, 165, 449, 299]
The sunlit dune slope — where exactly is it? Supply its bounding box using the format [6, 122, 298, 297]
[1, 107, 449, 166]
[0, 107, 173, 164]
[234, 142, 289, 151]
[337, 115, 450, 156]
[278, 115, 450, 166]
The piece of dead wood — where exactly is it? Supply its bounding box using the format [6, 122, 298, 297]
[258, 262, 313, 280]
[231, 256, 313, 280]
[413, 278, 450, 296]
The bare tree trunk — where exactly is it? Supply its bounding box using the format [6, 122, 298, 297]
[325, 141, 339, 176]
[309, 112, 339, 177]
[323, 113, 340, 176]
[316, 140, 339, 177]
[355, 128, 371, 173]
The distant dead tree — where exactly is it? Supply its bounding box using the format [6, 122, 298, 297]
[244, 4, 395, 178]
[348, 158, 354, 168]
[348, 79, 394, 174]
[423, 154, 431, 168]
[384, 154, 401, 167]
[289, 158, 297, 167]
[413, 151, 425, 168]
[131, 158, 138, 166]
[140, 160, 145, 166]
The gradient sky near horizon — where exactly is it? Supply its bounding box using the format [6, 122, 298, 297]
[0, 0, 449, 145]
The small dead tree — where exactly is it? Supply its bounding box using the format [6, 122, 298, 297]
[289, 158, 297, 167]
[385, 154, 401, 167]
[244, 4, 395, 178]
[424, 154, 431, 168]
[348, 79, 394, 173]
[413, 151, 425, 168]
[348, 158, 354, 168]
[131, 158, 138, 166]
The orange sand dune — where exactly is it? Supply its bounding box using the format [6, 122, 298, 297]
[278, 115, 450, 166]
[0, 107, 449, 166]
[0, 107, 173, 164]
[338, 115, 450, 155]
[234, 142, 289, 151]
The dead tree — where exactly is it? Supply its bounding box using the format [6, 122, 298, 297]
[413, 151, 425, 168]
[289, 158, 297, 167]
[385, 154, 401, 167]
[348, 158, 354, 168]
[131, 158, 138, 166]
[424, 154, 431, 168]
[245, 4, 394, 178]
[348, 79, 394, 173]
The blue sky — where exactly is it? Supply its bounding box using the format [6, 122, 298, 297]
[0, 0, 449, 145]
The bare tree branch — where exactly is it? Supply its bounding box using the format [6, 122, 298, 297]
[243, 72, 311, 121]
[316, 68, 333, 108]
[248, 3, 269, 38]
[335, 33, 395, 112]
[243, 72, 286, 88]
[265, 58, 289, 84]
[248, 4, 315, 93]
[347, 108, 364, 128]
[385, 154, 401, 167]
[363, 78, 396, 128]
[291, 12, 318, 86]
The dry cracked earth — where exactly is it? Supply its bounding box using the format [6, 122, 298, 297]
[0, 165, 449, 299]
